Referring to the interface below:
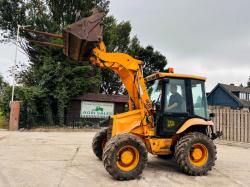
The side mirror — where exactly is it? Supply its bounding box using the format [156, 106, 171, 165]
[209, 113, 215, 118]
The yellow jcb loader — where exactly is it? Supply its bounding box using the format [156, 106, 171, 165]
[24, 10, 222, 180]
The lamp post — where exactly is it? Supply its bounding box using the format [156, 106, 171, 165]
[11, 24, 30, 101]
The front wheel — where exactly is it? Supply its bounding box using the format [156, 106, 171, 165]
[175, 132, 217, 176]
[103, 133, 148, 180]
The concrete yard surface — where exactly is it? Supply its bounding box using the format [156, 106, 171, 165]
[0, 131, 249, 187]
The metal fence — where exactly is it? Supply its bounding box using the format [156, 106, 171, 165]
[10, 107, 250, 143]
[20, 115, 108, 129]
[210, 107, 250, 143]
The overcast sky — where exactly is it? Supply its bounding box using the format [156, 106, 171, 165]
[0, 0, 250, 91]
[109, 0, 250, 91]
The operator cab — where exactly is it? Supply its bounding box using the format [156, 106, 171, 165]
[146, 72, 209, 137]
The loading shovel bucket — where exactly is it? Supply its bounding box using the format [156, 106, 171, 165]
[63, 11, 104, 61]
[22, 11, 104, 61]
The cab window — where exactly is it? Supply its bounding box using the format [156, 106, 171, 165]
[165, 79, 187, 113]
[191, 80, 208, 118]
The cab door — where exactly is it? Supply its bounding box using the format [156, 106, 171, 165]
[157, 78, 190, 137]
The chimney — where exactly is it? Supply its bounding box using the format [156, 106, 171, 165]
[230, 83, 235, 86]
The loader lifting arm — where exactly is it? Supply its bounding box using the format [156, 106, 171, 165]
[90, 42, 152, 113]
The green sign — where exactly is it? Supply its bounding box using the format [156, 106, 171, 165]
[80, 101, 114, 118]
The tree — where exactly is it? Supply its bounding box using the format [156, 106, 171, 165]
[0, 74, 7, 94]
[0, 0, 108, 124]
[100, 17, 167, 94]
[247, 76, 250, 88]
[0, 0, 167, 125]
[100, 16, 131, 94]
[128, 37, 167, 77]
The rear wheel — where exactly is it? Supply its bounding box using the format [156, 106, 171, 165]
[103, 133, 148, 180]
[175, 132, 216, 176]
[92, 127, 108, 160]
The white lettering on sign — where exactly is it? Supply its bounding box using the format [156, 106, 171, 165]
[80, 101, 114, 118]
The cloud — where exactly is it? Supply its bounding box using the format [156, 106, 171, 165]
[0, 0, 249, 90]
[109, 0, 250, 91]
[0, 41, 28, 82]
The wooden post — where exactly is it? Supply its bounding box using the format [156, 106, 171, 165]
[219, 108, 222, 139]
[233, 110, 237, 141]
[9, 101, 21, 131]
[215, 108, 219, 132]
[240, 111, 244, 142]
[226, 109, 230, 141]
[222, 109, 228, 140]
[248, 112, 250, 143]
[229, 109, 233, 141]
[237, 110, 241, 142]
[244, 111, 248, 143]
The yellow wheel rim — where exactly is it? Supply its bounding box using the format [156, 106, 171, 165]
[189, 143, 208, 167]
[116, 145, 140, 172]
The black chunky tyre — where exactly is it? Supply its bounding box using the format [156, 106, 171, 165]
[92, 127, 108, 160]
[174, 132, 217, 176]
[103, 133, 148, 180]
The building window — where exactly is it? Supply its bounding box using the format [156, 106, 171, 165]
[239, 93, 242, 99]
[239, 92, 250, 100]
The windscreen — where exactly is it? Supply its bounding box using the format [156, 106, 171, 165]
[147, 80, 162, 103]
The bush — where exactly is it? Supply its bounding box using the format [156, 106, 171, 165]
[0, 85, 41, 127]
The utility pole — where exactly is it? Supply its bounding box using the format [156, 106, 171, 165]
[9, 24, 30, 131]
[11, 24, 30, 101]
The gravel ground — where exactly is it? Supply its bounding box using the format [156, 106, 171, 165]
[0, 130, 249, 187]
